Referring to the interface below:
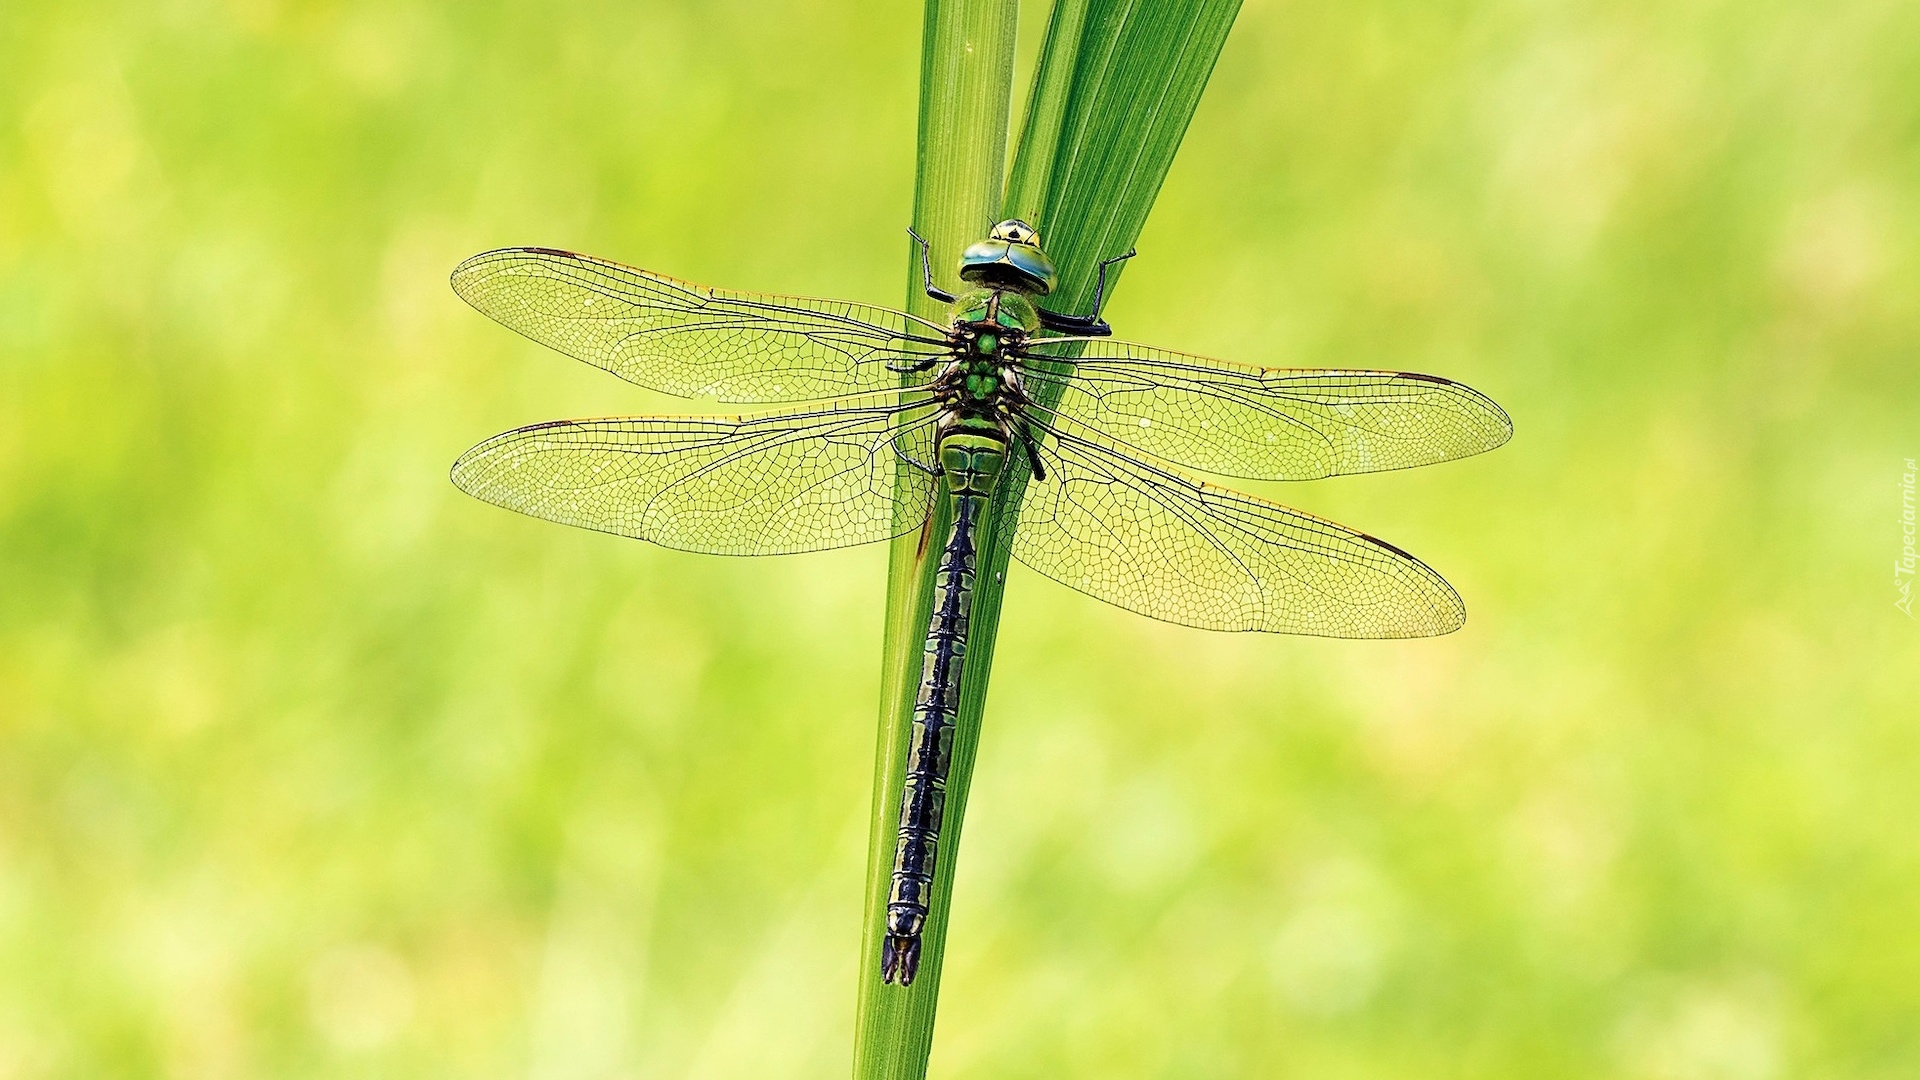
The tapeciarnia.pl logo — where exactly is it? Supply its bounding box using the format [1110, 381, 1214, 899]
[1898, 457, 1916, 619]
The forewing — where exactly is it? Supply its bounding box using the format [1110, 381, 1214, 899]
[1022, 338, 1511, 480]
[1009, 422, 1466, 636]
[452, 247, 952, 402]
[452, 396, 940, 556]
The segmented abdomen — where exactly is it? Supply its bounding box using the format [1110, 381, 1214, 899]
[880, 495, 978, 985]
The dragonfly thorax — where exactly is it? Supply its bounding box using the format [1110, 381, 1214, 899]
[933, 351, 1023, 411]
[950, 286, 1041, 335]
[938, 287, 1035, 424]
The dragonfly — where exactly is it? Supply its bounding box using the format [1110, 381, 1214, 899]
[449, 219, 1511, 986]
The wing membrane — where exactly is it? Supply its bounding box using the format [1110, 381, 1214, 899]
[452, 395, 940, 556]
[1009, 419, 1466, 636]
[1022, 339, 1511, 480]
[452, 247, 952, 402]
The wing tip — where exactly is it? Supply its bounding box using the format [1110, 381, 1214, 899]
[1427, 597, 1469, 636]
[1390, 370, 1516, 452]
[450, 245, 598, 297]
[1479, 392, 1516, 448]
[448, 442, 497, 498]
[1357, 531, 1470, 637]
[450, 419, 583, 490]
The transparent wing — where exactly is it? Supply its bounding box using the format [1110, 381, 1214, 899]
[1021, 338, 1511, 480]
[451, 395, 941, 556]
[452, 247, 952, 402]
[1008, 419, 1466, 637]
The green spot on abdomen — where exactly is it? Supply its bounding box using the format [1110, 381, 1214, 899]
[940, 432, 1007, 499]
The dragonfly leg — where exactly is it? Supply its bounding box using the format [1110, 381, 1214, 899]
[1016, 420, 1047, 481]
[889, 432, 941, 479]
[908, 227, 958, 305]
[886, 356, 941, 375]
[1036, 247, 1137, 336]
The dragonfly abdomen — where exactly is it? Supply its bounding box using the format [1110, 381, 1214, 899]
[881, 427, 1006, 986]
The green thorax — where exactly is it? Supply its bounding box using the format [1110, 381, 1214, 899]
[946, 288, 1036, 407]
[950, 287, 1040, 337]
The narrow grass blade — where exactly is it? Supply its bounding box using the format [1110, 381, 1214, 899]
[965, 0, 1244, 744]
[1016, 0, 1244, 305]
[855, 3, 1017, 1078]
[919, 0, 1243, 1049]
[856, 2, 1239, 1076]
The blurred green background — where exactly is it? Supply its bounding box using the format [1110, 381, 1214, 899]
[3, 0, 1918, 1076]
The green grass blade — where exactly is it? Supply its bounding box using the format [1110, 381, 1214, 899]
[855, 3, 1017, 1078]
[856, 2, 1238, 1075]
[970, 0, 1244, 703]
[1018, 0, 1244, 308]
[1003, 0, 1091, 222]
[924, 0, 1244, 1048]
[969, 0, 1249, 806]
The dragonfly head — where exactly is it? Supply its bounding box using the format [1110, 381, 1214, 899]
[959, 219, 1057, 296]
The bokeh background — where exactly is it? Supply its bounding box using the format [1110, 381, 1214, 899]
[3, 0, 1918, 1076]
